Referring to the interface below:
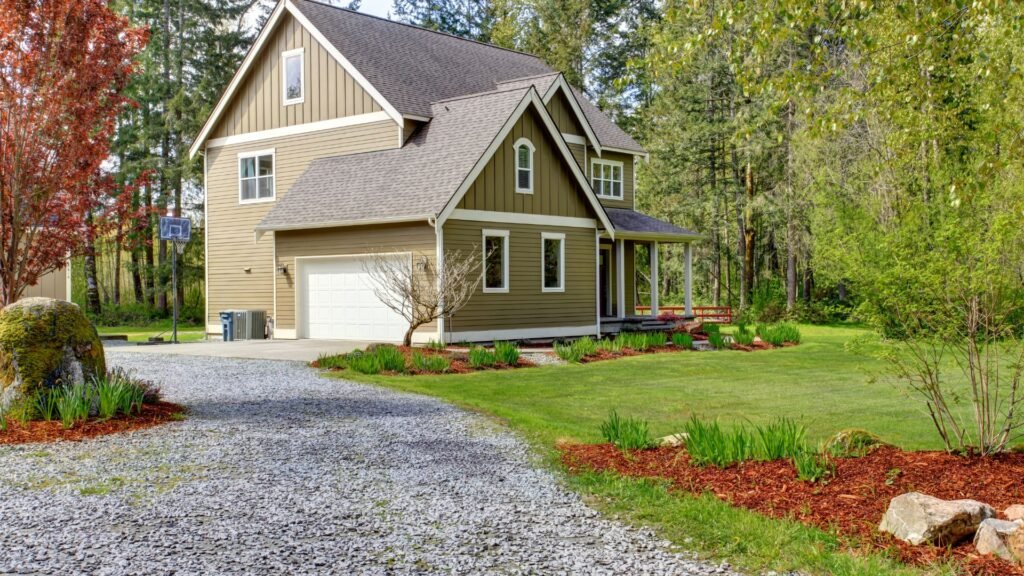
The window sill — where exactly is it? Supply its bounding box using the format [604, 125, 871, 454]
[483, 287, 509, 294]
[542, 286, 565, 293]
[283, 98, 304, 106]
[515, 188, 533, 195]
[239, 197, 276, 205]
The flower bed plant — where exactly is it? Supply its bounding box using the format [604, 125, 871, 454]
[314, 342, 528, 375]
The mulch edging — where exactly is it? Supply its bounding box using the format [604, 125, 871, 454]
[560, 443, 1024, 576]
[0, 402, 185, 445]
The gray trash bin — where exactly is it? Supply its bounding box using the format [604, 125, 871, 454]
[220, 311, 235, 342]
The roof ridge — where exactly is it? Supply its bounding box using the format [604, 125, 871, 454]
[496, 71, 562, 85]
[293, 0, 551, 63]
[431, 85, 531, 106]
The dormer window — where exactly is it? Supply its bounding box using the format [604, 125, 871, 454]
[282, 48, 304, 105]
[514, 138, 534, 194]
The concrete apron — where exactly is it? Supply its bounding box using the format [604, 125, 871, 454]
[106, 339, 370, 363]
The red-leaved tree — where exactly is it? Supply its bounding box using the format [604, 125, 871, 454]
[0, 0, 147, 305]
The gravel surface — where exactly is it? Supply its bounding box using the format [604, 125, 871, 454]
[0, 352, 741, 575]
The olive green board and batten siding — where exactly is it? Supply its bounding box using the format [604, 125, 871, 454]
[211, 14, 382, 139]
[444, 220, 597, 334]
[273, 222, 438, 334]
[545, 90, 586, 137]
[457, 107, 591, 218]
[204, 121, 399, 329]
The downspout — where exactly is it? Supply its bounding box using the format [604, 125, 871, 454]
[428, 216, 445, 343]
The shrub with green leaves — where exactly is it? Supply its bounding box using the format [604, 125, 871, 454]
[792, 450, 834, 482]
[600, 410, 657, 451]
[468, 346, 497, 369]
[555, 341, 584, 363]
[617, 331, 651, 351]
[596, 337, 622, 353]
[411, 351, 450, 373]
[55, 383, 92, 429]
[733, 326, 756, 346]
[647, 332, 668, 347]
[493, 341, 520, 366]
[95, 371, 144, 419]
[703, 323, 721, 336]
[373, 345, 407, 373]
[34, 391, 59, 421]
[758, 323, 802, 346]
[708, 333, 728, 350]
[315, 353, 347, 370]
[346, 350, 381, 375]
[754, 418, 807, 461]
[682, 417, 758, 467]
[671, 332, 693, 349]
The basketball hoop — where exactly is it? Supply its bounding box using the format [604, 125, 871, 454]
[172, 238, 188, 255]
[160, 215, 192, 344]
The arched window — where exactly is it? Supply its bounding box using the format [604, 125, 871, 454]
[514, 138, 535, 194]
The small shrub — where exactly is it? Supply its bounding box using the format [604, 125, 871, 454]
[758, 323, 802, 346]
[792, 450, 834, 482]
[824, 428, 888, 458]
[600, 410, 656, 451]
[374, 345, 407, 373]
[708, 333, 728, 350]
[315, 353, 348, 370]
[554, 341, 584, 363]
[411, 351, 451, 373]
[493, 341, 520, 366]
[682, 416, 758, 467]
[672, 333, 693, 349]
[468, 346, 497, 369]
[754, 418, 806, 461]
[55, 383, 92, 429]
[733, 326, 756, 346]
[596, 338, 622, 353]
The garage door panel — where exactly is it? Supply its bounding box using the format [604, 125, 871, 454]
[300, 255, 409, 342]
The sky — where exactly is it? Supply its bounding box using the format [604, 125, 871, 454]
[354, 0, 394, 19]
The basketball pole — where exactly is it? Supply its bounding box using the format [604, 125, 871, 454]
[172, 242, 178, 344]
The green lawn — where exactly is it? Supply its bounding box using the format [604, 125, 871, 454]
[337, 324, 948, 451]
[95, 320, 205, 343]
[328, 324, 971, 576]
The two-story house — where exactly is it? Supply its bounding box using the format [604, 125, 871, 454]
[190, 0, 699, 343]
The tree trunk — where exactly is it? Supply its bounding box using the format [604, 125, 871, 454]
[157, 0, 171, 316]
[84, 214, 101, 315]
[802, 264, 813, 304]
[144, 186, 156, 307]
[786, 221, 797, 312]
[113, 223, 122, 306]
[742, 160, 754, 309]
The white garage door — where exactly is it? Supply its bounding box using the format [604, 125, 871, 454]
[300, 255, 408, 341]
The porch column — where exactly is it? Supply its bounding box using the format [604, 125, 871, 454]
[684, 242, 693, 316]
[615, 239, 626, 319]
[649, 242, 659, 317]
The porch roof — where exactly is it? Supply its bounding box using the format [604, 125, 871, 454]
[605, 208, 701, 242]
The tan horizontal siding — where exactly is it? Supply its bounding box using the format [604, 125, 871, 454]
[458, 107, 591, 218]
[274, 222, 437, 333]
[212, 14, 383, 139]
[591, 150, 635, 210]
[205, 121, 400, 328]
[444, 220, 596, 332]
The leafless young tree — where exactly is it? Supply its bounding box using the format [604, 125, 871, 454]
[363, 247, 483, 346]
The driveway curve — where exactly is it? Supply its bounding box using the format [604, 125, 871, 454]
[0, 353, 737, 575]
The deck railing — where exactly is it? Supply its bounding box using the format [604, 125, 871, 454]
[635, 305, 733, 324]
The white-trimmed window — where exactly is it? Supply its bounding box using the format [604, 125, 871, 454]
[239, 150, 275, 203]
[514, 138, 535, 194]
[541, 232, 565, 292]
[282, 48, 304, 105]
[592, 159, 624, 199]
[482, 229, 509, 293]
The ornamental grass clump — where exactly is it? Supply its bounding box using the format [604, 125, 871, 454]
[315, 353, 348, 370]
[616, 331, 649, 351]
[647, 332, 668, 347]
[468, 346, 497, 369]
[95, 371, 144, 419]
[733, 325, 756, 346]
[754, 418, 806, 461]
[596, 337, 622, 353]
[34, 391, 59, 421]
[792, 450, 834, 483]
[345, 350, 381, 375]
[671, 332, 693, 349]
[493, 341, 520, 366]
[708, 332, 728, 350]
[411, 351, 450, 373]
[682, 416, 758, 467]
[373, 345, 407, 373]
[758, 323, 802, 346]
[600, 410, 657, 451]
[55, 383, 92, 429]
[554, 341, 584, 363]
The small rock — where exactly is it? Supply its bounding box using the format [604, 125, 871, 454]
[879, 492, 994, 545]
[1006, 505, 1024, 522]
[657, 433, 688, 447]
[974, 518, 1023, 561]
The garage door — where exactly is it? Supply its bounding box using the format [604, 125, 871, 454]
[300, 255, 409, 341]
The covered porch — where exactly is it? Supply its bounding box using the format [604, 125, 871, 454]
[599, 209, 700, 335]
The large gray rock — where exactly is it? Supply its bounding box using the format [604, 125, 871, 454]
[0, 298, 105, 411]
[1006, 505, 1024, 522]
[879, 492, 994, 545]
[974, 518, 1023, 561]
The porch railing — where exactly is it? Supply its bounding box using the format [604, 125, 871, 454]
[635, 305, 733, 324]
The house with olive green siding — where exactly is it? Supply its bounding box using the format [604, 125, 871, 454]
[190, 0, 699, 343]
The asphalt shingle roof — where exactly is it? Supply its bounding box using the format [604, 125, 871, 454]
[258, 88, 530, 231]
[290, 0, 645, 153]
[605, 208, 700, 239]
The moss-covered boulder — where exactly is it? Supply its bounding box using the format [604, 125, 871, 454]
[0, 298, 105, 410]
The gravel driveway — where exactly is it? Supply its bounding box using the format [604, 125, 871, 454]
[0, 353, 739, 575]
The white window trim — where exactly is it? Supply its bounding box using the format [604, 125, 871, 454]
[282, 47, 305, 106]
[238, 149, 276, 205]
[513, 138, 535, 194]
[591, 158, 624, 200]
[482, 229, 510, 293]
[541, 232, 565, 293]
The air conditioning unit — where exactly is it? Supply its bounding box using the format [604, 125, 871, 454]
[232, 310, 266, 340]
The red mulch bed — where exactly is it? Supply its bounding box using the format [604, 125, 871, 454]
[561, 443, 1024, 575]
[0, 401, 185, 445]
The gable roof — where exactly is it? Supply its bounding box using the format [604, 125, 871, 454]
[257, 87, 614, 236]
[191, 0, 646, 157]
